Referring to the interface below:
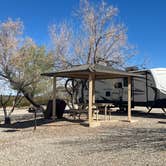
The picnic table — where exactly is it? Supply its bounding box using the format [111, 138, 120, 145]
[68, 103, 115, 121]
[93, 103, 115, 121]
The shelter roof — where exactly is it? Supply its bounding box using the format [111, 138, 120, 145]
[41, 64, 143, 79]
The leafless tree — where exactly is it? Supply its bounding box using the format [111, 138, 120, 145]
[50, 0, 136, 69]
[49, 0, 136, 107]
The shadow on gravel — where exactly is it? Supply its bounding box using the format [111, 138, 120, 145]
[58, 127, 166, 153]
[0, 117, 88, 130]
[2, 129, 20, 132]
[111, 110, 166, 119]
[158, 121, 166, 124]
[0, 118, 53, 129]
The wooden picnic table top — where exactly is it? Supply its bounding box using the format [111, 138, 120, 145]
[93, 103, 114, 107]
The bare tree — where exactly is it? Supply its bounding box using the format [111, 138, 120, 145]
[50, 0, 135, 69]
[49, 0, 136, 106]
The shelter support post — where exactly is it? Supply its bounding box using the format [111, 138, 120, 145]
[52, 76, 56, 120]
[92, 77, 95, 104]
[92, 75, 97, 121]
[88, 74, 100, 127]
[128, 76, 131, 122]
[88, 74, 93, 126]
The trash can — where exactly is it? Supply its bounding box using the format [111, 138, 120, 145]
[44, 99, 66, 119]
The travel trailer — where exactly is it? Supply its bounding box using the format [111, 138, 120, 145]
[79, 68, 166, 113]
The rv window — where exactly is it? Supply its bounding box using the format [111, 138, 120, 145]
[106, 91, 111, 97]
[114, 82, 122, 88]
[123, 78, 128, 87]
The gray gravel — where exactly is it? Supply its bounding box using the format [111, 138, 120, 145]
[0, 107, 165, 166]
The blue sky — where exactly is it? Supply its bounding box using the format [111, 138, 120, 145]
[0, 0, 165, 68]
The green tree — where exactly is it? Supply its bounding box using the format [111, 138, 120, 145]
[0, 19, 53, 124]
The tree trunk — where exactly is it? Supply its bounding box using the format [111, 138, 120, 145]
[21, 90, 40, 108]
[4, 116, 11, 125]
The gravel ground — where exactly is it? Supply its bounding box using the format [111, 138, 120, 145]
[0, 107, 165, 166]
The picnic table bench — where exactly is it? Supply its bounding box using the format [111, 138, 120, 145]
[68, 103, 115, 121]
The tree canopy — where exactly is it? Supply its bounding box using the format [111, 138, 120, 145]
[49, 0, 136, 70]
[0, 18, 54, 107]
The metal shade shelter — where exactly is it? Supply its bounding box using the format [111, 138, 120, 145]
[42, 64, 143, 127]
